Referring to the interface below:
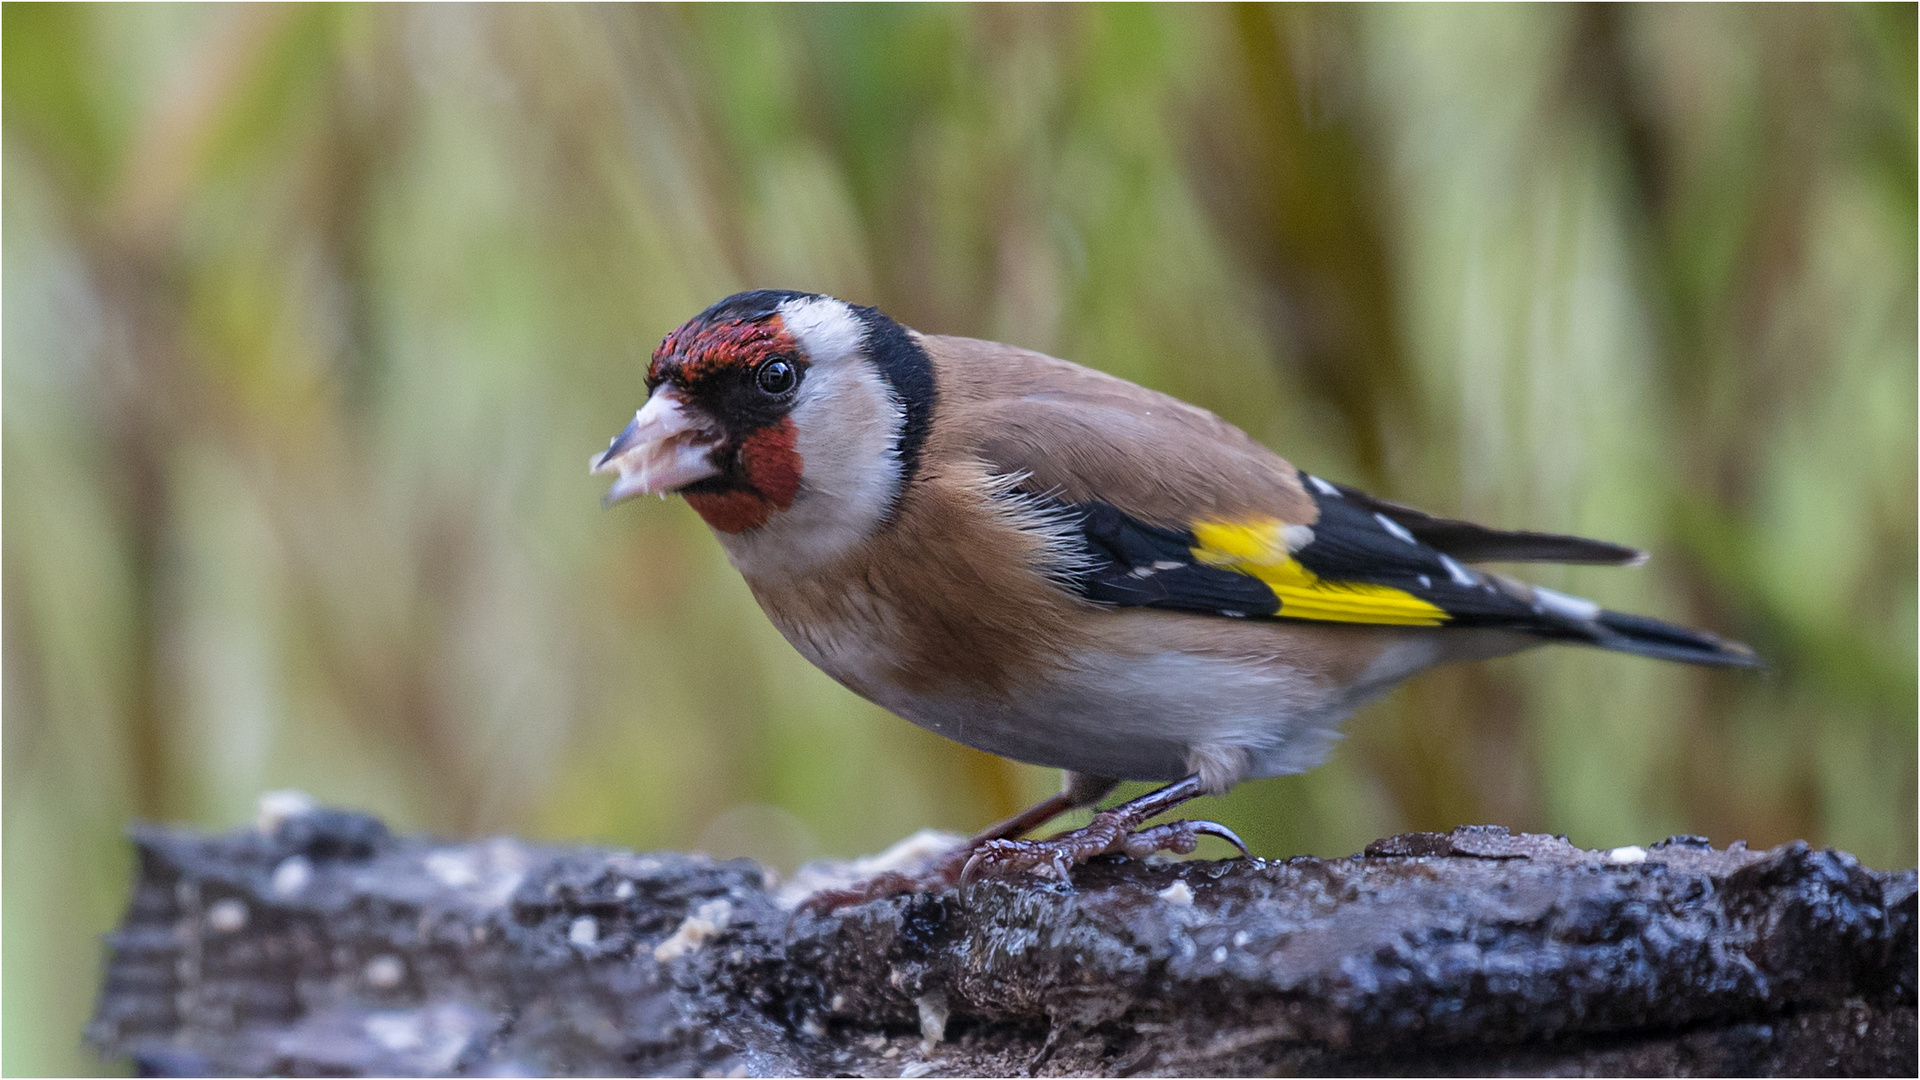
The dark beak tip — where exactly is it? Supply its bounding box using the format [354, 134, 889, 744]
[594, 415, 646, 473]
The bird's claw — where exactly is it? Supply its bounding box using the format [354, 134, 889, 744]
[789, 775, 1246, 915]
[1189, 819, 1251, 858]
[959, 849, 989, 894]
[957, 811, 1248, 889]
[1117, 818, 1250, 860]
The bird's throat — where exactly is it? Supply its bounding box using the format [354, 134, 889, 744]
[684, 419, 802, 533]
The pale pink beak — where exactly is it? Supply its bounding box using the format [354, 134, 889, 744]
[591, 389, 722, 505]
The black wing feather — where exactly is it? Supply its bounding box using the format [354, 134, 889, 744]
[1077, 503, 1279, 617]
[1009, 475, 1757, 668]
[1328, 481, 1645, 566]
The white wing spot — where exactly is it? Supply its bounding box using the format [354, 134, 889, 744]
[1307, 475, 1341, 497]
[1374, 513, 1418, 545]
[1438, 554, 1476, 588]
[1417, 574, 1432, 590]
[1532, 586, 1601, 622]
[1281, 524, 1315, 552]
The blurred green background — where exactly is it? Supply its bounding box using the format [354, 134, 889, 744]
[4, 3, 1914, 1073]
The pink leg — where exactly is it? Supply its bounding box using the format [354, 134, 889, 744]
[960, 774, 1248, 888]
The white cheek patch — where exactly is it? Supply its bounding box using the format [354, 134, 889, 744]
[715, 349, 907, 577]
[789, 359, 904, 510]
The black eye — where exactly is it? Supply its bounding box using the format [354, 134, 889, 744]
[754, 358, 797, 396]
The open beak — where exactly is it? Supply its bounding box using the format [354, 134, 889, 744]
[590, 389, 722, 506]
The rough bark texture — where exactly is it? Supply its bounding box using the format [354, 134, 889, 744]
[89, 805, 1916, 1077]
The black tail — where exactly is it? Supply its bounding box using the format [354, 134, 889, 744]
[1584, 609, 1761, 668]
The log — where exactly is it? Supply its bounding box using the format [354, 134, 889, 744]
[88, 797, 1915, 1076]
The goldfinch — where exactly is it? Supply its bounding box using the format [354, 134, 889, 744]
[593, 291, 1756, 893]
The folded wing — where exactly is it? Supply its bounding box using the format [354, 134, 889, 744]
[928, 339, 1753, 667]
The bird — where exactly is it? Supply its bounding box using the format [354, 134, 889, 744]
[592, 289, 1757, 900]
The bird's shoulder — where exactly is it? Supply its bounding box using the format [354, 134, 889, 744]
[915, 332, 1317, 528]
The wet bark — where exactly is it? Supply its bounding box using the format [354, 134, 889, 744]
[89, 804, 1915, 1077]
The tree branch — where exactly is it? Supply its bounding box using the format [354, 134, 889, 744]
[89, 802, 1914, 1076]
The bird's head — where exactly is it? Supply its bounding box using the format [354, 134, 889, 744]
[594, 291, 933, 561]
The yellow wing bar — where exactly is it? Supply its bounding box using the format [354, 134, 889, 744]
[1190, 518, 1449, 627]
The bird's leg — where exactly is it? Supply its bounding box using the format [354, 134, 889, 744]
[793, 773, 1117, 914]
[960, 774, 1248, 888]
[967, 772, 1119, 849]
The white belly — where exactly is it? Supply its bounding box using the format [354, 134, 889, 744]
[887, 650, 1354, 787]
[788, 628, 1371, 790]
[764, 588, 1532, 792]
